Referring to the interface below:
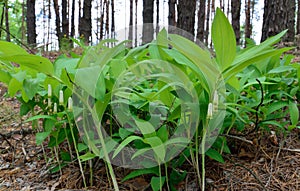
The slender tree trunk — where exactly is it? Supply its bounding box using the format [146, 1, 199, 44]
[286, 0, 296, 41]
[197, 0, 206, 42]
[71, 0, 75, 38]
[244, 0, 251, 39]
[0, 4, 4, 38]
[142, 0, 154, 44]
[111, 0, 115, 36]
[177, 0, 197, 35]
[297, 0, 300, 34]
[156, 0, 159, 25]
[62, 0, 69, 36]
[5, 1, 10, 41]
[231, 0, 241, 44]
[129, 0, 133, 41]
[205, 0, 211, 45]
[168, 0, 176, 26]
[26, 0, 36, 45]
[53, 0, 62, 47]
[79, 0, 92, 43]
[105, 0, 109, 36]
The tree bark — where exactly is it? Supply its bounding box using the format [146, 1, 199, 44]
[231, 0, 240, 44]
[71, 0, 75, 38]
[53, 0, 62, 47]
[142, 0, 154, 44]
[79, 0, 92, 43]
[261, 0, 295, 42]
[244, 0, 251, 39]
[26, 0, 36, 45]
[204, 0, 211, 45]
[197, 0, 206, 42]
[297, 0, 300, 34]
[62, 0, 69, 37]
[177, 0, 196, 35]
[5, 1, 10, 41]
[168, 0, 176, 26]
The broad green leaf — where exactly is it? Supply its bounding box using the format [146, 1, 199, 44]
[122, 167, 159, 182]
[0, 41, 28, 56]
[205, 148, 225, 163]
[212, 8, 236, 71]
[75, 66, 105, 100]
[44, 118, 56, 132]
[157, 126, 168, 142]
[77, 143, 88, 152]
[144, 136, 166, 162]
[8, 78, 22, 97]
[36, 132, 51, 145]
[0, 70, 11, 84]
[268, 65, 295, 74]
[23, 74, 46, 100]
[151, 176, 166, 191]
[0, 55, 54, 75]
[79, 151, 96, 162]
[224, 47, 291, 80]
[134, 119, 156, 136]
[265, 101, 288, 116]
[25, 114, 57, 122]
[54, 57, 78, 76]
[289, 101, 299, 126]
[113, 136, 143, 158]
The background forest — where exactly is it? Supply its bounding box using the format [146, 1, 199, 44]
[0, 0, 299, 50]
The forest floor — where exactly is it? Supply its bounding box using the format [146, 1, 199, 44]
[0, 48, 300, 190]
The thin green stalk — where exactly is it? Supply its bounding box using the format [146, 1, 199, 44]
[66, 112, 87, 187]
[201, 129, 207, 191]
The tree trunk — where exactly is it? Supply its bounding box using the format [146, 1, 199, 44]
[53, 0, 62, 47]
[231, 0, 241, 44]
[261, 0, 295, 42]
[297, 0, 300, 34]
[205, 0, 211, 45]
[71, 0, 75, 38]
[26, 0, 36, 45]
[62, 0, 69, 37]
[244, 0, 251, 39]
[177, 0, 196, 35]
[142, 0, 154, 44]
[286, 0, 296, 41]
[168, 0, 176, 26]
[197, 0, 206, 42]
[79, 0, 92, 43]
[5, 1, 10, 41]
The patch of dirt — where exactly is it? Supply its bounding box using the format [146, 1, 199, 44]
[0, 82, 300, 190]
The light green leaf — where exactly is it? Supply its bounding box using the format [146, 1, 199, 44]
[205, 148, 224, 163]
[144, 136, 166, 162]
[0, 55, 54, 75]
[36, 132, 51, 145]
[113, 136, 143, 158]
[212, 8, 236, 71]
[151, 176, 166, 191]
[122, 167, 159, 182]
[289, 101, 299, 126]
[79, 152, 96, 162]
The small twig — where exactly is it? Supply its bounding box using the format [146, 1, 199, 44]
[0, 132, 14, 149]
[220, 134, 253, 144]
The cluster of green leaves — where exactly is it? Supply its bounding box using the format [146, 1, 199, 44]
[0, 8, 299, 190]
